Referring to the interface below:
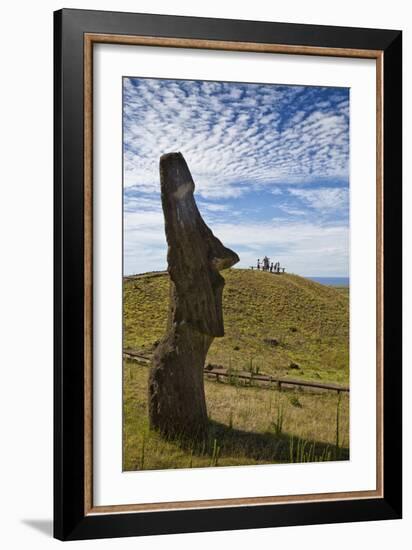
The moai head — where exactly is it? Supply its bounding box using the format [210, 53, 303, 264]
[160, 152, 239, 337]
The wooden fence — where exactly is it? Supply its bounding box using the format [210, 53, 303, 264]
[123, 348, 349, 394]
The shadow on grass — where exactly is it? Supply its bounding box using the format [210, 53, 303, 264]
[175, 419, 349, 464]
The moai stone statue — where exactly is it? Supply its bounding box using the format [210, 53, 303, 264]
[148, 152, 239, 439]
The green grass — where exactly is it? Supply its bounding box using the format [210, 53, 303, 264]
[123, 269, 349, 385]
[123, 269, 349, 470]
[123, 361, 349, 471]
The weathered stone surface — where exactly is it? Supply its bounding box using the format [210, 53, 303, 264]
[148, 152, 239, 439]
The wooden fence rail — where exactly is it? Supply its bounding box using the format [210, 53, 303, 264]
[204, 368, 349, 393]
[123, 349, 349, 394]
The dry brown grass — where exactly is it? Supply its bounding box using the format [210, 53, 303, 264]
[123, 360, 349, 471]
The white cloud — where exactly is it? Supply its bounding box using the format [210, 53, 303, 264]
[124, 207, 348, 277]
[123, 78, 349, 199]
[197, 201, 229, 212]
[123, 79, 350, 276]
[288, 187, 349, 211]
[278, 205, 308, 217]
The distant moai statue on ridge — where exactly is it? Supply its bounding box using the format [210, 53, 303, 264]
[148, 152, 239, 439]
[253, 258, 286, 273]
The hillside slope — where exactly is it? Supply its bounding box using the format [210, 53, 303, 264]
[123, 269, 349, 384]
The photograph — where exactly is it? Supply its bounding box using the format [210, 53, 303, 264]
[51, 6, 402, 541]
[122, 76, 350, 471]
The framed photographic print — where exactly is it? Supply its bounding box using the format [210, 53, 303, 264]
[54, 8, 402, 541]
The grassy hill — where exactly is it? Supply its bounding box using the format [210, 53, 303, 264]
[123, 269, 349, 470]
[123, 268, 349, 385]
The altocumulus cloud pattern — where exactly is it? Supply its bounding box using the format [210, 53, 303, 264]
[123, 77, 349, 277]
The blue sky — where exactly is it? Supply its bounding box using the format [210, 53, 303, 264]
[123, 77, 349, 277]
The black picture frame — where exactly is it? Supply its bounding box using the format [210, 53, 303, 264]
[54, 8, 402, 541]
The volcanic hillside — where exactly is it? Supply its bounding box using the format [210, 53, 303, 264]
[123, 269, 349, 385]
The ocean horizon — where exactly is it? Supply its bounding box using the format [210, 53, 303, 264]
[307, 276, 349, 287]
